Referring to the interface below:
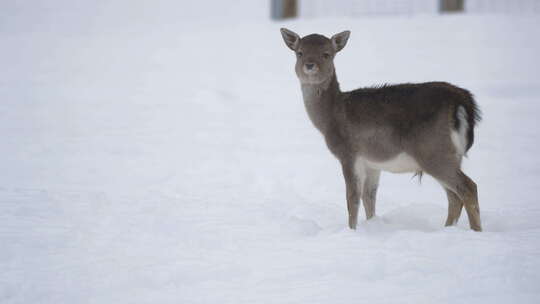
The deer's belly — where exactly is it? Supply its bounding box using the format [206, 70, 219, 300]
[365, 153, 421, 173]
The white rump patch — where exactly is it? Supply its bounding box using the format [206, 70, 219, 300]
[364, 153, 420, 174]
[451, 106, 468, 156]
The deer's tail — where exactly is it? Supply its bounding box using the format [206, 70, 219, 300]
[452, 89, 481, 154]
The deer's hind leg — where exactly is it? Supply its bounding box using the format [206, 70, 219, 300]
[419, 155, 482, 231]
[443, 155, 465, 226]
[433, 170, 481, 231]
[444, 188, 463, 227]
[456, 171, 481, 231]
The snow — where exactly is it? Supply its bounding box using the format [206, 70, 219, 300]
[1, 2, 540, 303]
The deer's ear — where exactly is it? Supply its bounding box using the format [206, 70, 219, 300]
[280, 28, 300, 51]
[331, 30, 350, 52]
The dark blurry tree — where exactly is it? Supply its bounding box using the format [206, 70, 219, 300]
[440, 0, 464, 12]
[271, 0, 297, 20]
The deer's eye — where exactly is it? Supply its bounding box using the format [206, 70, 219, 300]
[297, 51, 303, 57]
[322, 53, 330, 59]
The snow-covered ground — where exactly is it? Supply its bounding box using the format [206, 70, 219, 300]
[1, 2, 540, 303]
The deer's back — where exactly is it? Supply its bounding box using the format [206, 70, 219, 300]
[334, 82, 479, 165]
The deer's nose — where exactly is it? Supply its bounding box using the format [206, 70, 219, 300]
[305, 63, 315, 70]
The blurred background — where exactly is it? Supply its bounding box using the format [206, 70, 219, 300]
[273, 0, 540, 18]
[1, 1, 540, 303]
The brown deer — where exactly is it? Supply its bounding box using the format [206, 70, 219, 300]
[280, 28, 482, 231]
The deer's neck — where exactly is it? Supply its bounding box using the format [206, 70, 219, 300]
[301, 73, 341, 135]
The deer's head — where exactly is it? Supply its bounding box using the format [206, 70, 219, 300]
[280, 28, 350, 85]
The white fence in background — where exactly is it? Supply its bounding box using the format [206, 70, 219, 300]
[299, 0, 540, 17]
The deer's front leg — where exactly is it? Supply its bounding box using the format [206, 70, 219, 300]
[362, 168, 380, 220]
[341, 159, 363, 229]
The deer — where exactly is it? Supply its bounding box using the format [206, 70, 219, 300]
[280, 28, 482, 231]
